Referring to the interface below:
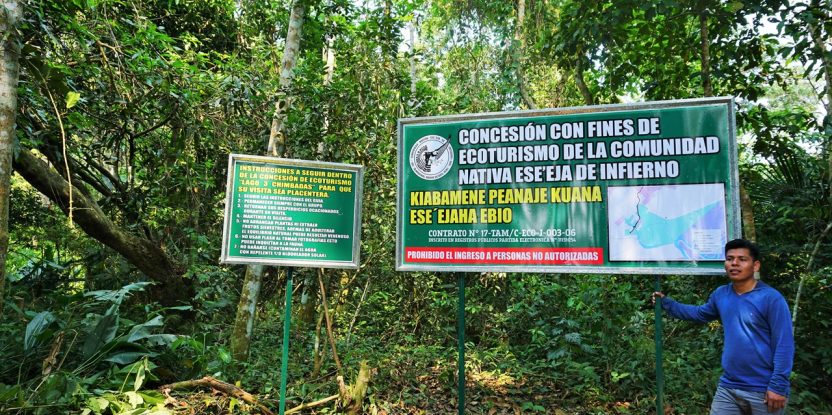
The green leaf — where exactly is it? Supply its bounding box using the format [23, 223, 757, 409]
[127, 315, 164, 342]
[86, 396, 110, 413]
[0, 383, 23, 405]
[65, 91, 81, 109]
[82, 305, 120, 359]
[124, 391, 143, 407]
[86, 282, 151, 305]
[725, 1, 744, 13]
[136, 391, 166, 405]
[141, 334, 178, 347]
[134, 359, 146, 391]
[218, 348, 231, 364]
[103, 351, 149, 365]
[24, 311, 56, 353]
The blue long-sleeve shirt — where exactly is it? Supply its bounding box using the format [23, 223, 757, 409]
[662, 281, 794, 396]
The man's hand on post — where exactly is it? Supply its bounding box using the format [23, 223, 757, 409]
[651, 291, 665, 305]
[764, 390, 787, 412]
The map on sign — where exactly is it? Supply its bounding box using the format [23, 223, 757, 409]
[607, 183, 727, 261]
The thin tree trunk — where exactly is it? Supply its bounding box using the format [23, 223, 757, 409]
[310, 308, 326, 378]
[792, 220, 832, 331]
[231, 0, 309, 361]
[267, 0, 307, 157]
[808, 0, 831, 119]
[13, 150, 191, 306]
[299, 273, 318, 325]
[408, 20, 418, 106]
[0, 0, 22, 314]
[739, 184, 757, 242]
[318, 272, 343, 375]
[806, 0, 832, 192]
[515, 0, 535, 109]
[575, 56, 594, 106]
[791, 0, 832, 336]
[699, 10, 713, 97]
[230, 265, 264, 360]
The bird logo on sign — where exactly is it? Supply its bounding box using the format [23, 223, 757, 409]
[409, 135, 453, 180]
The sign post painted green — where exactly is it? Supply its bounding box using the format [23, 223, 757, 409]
[221, 154, 363, 269]
[397, 97, 740, 275]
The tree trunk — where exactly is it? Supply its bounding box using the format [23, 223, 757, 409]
[230, 264, 264, 361]
[739, 184, 757, 242]
[792, 220, 832, 330]
[699, 10, 713, 97]
[267, 0, 307, 158]
[575, 57, 594, 106]
[514, 0, 535, 109]
[299, 273, 318, 325]
[806, 0, 831, 192]
[795, 0, 830, 330]
[0, 0, 22, 313]
[12, 150, 191, 306]
[231, 0, 309, 361]
[408, 21, 418, 106]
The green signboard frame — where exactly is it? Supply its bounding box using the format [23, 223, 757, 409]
[396, 97, 741, 275]
[221, 154, 364, 269]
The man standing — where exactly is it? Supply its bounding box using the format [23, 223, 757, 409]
[654, 239, 794, 414]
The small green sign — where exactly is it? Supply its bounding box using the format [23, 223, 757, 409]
[221, 155, 364, 269]
[396, 98, 741, 274]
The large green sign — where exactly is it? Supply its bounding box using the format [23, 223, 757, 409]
[397, 98, 741, 274]
[221, 155, 364, 269]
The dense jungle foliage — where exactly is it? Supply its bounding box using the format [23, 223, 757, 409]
[1, 0, 831, 413]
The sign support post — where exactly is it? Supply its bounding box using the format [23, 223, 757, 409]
[278, 266, 294, 415]
[654, 275, 665, 415]
[457, 272, 466, 415]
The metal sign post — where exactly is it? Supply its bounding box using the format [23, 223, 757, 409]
[279, 267, 294, 415]
[654, 275, 665, 415]
[457, 272, 466, 415]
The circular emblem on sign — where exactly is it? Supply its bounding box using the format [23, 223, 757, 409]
[409, 135, 454, 180]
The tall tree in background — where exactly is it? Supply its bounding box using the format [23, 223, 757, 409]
[231, 0, 310, 361]
[0, 0, 22, 310]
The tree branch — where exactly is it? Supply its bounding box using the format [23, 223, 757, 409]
[12, 149, 190, 306]
[792, 219, 832, 330]
[318, 270, 343, 375]
[160, 376, 274, 415]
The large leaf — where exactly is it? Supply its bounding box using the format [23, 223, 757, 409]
[82, 305, 120, 359]
[126, 315, 164, 343]
[85, 282, 152, 305]
[103, 352, 150, 365]
[0, 383, 23, 405]
[24, 311, 56, 353]
[140, 334, 178, 347]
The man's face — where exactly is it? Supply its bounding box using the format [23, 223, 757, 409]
[724, 247, 760, 282]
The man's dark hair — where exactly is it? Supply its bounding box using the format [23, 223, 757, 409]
[725, 238, 760, 261]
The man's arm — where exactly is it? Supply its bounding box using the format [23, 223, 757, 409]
[765, 293, 794, 402]
[653, 290, 720, 323]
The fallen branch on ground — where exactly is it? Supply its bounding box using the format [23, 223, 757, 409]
[285, 394, 339, 414]
[159, 376, 274, 415]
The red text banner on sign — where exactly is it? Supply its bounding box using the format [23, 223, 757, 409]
[405, 247, 604, 265]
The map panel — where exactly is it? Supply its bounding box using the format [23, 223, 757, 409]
[608, 184, 727, 261]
